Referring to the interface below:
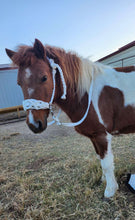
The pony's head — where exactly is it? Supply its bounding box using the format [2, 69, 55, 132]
[5, 39, 64, 133]
[6, 39, 98, 133]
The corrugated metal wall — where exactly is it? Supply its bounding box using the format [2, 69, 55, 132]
[0, 69, 24, 108]
[100, 46, 135, 67]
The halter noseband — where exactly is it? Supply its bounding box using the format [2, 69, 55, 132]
[22, 58, 94, 127]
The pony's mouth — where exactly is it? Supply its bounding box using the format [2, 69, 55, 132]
[27, 118, 47, 133]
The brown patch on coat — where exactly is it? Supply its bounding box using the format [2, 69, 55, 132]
[99, 86, 135, 135]
[115, 66, 135, 73]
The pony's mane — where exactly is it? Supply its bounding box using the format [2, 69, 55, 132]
[45, 45, 81, 94]
[13, 44, 106, 97]
[78, 58, 106, 96]
[45, 46, 106, 97]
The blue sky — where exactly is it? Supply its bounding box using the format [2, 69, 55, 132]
[1, 0, 135, 64]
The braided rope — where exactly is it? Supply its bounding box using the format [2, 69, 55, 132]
[23, 99, 49, 111]
[47, 58, 67, 100]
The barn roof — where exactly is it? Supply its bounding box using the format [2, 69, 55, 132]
[0, 64, 17, 71]
[98, 41, 135, 62]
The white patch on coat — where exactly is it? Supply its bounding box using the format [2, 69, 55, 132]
[25, 68, 32, 79]
[92, 67, 135, 125]
[108, 69, 135, 107]
[101, 133, 118, 198]
[28, 88, 34, 96]
[28, 110, 39, 128]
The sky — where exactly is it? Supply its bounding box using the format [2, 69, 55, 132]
[0, 0, 135, 64]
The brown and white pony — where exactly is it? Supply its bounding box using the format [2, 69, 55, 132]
[6, 39, 135, 198]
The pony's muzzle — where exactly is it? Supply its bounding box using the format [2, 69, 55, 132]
[27, 119, 47, 133]
[26, 110, 48, 133]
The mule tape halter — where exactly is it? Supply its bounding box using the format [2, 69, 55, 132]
[22, 58, 94, 127]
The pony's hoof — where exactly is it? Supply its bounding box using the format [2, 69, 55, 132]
[104, 183, 119, 198]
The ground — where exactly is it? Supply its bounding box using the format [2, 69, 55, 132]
[0, 112, 135, 219]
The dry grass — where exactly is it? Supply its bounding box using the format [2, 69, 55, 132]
[0, 121, 135, 220]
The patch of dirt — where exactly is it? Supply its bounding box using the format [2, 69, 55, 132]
[2, 132, 20, 140]
[0, 111, 75, 141]
[26, 156, 59, 170]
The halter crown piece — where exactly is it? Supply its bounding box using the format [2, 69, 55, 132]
[22, 58, 94, 127]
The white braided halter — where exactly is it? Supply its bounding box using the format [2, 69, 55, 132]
[23, 99, 49, 111]
[23, 58, 94, 127]
[23, 58, 67, 111]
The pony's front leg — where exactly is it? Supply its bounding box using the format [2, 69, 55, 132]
[91, 133, 118, 198]
[101, 133, 118, 198]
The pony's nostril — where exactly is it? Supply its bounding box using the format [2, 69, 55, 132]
[38, 120, 43, 130]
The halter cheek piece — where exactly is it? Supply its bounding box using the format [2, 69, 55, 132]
[23, 58, 94, 127]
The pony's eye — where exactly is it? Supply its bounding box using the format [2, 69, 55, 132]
[41, 75, 47, 82]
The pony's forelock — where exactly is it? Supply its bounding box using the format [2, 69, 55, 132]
[12, 45, 35, 66]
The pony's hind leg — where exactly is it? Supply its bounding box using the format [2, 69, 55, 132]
[90, 132, 118, 198]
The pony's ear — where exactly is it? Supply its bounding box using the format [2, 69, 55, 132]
[5, 49, 16, 61]
[34, 39, 45, 60]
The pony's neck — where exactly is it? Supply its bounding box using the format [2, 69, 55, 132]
[55, 89, 88, 124]
[52, 49, 107, 122]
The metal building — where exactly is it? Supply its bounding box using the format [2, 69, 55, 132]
[0, 65, 23, 109]
[98, 41, 135, 67]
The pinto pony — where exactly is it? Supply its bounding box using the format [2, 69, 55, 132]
[6, 39, 135, 198]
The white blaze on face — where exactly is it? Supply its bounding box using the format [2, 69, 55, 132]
[28, 88, 34, 96]
[25, 68, 32, 79]
[25, 68, 34, 96]
[28, 110, 39, 128]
